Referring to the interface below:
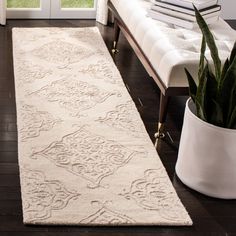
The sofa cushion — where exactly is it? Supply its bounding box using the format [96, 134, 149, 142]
[111, 0, 236, 88]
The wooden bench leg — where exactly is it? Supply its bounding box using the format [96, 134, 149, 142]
[155, 93, 170, 146]
[112, 19, 120, 54]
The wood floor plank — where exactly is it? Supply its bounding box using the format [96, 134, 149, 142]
[0, 216, 48, 232]
[0, 151, 18, 163]
[0, 132, 17, 142]
[0, 141, 17, 152]
[0, 163, 19, 174]
[0, 114, 16, 123]
[0, 174, 20, 186]
[0, 200, 22, 216]
[0, 186, 21, 200]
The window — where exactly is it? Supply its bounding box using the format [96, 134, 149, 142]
[7, 0, 97, 19]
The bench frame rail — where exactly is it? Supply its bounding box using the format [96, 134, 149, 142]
[108, 1, 189, 141]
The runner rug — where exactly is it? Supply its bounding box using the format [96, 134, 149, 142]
[12, 27, 192, 226]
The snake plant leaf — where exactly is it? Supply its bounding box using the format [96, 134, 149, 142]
[185, 6, 236, 128]
[230, 41, 236, 64]
[199, 36, 206, 78]
[219, 44, 236, 91]
[185, 68, 197, 102]
[195, 98, 206, 121]
[226, 85, 236, 127]
[205, 65, 217, 120]
[221, 58, 230, 81]
[221, 55, 236, 125]
[219, 58, 230, 93]
[196, 64, 208, 119]
[194, 5, 221, 81]
[211, 100, 224, 126]
[228, 106, 236, 128]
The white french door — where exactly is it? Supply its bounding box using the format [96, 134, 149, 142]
[7, 0, 50, 19]
[7, 0, 97, 19]
[51, 0, 96, 19]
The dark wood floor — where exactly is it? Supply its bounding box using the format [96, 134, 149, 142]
[0, 19, 236, 236]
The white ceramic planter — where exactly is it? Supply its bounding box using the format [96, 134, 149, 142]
[176, 98, 236, 199]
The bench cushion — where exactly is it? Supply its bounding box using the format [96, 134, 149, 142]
[111, 0, 236, 88]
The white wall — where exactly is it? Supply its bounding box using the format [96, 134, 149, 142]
[218, 0, 236, 19]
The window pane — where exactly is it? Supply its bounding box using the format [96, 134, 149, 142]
[7, 0, 40, 8]
[61, 0, 94, 8]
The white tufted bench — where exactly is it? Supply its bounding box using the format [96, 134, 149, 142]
[108, 0, 236, 137]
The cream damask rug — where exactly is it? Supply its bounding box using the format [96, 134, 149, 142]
[12, 27, 192, 226]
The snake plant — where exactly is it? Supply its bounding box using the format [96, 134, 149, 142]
[185, 6, 236, 129]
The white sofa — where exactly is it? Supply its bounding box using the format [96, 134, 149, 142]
[108, 0, 236, 136]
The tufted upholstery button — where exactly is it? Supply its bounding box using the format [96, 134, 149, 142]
[111, 0, 236, 88]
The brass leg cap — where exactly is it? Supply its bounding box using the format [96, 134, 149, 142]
[154, 132, 165, 139]
[154, 122, 165, 148]
[111, 48, 119, 54]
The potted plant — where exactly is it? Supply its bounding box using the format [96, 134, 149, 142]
[175, 6, 236, 199]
